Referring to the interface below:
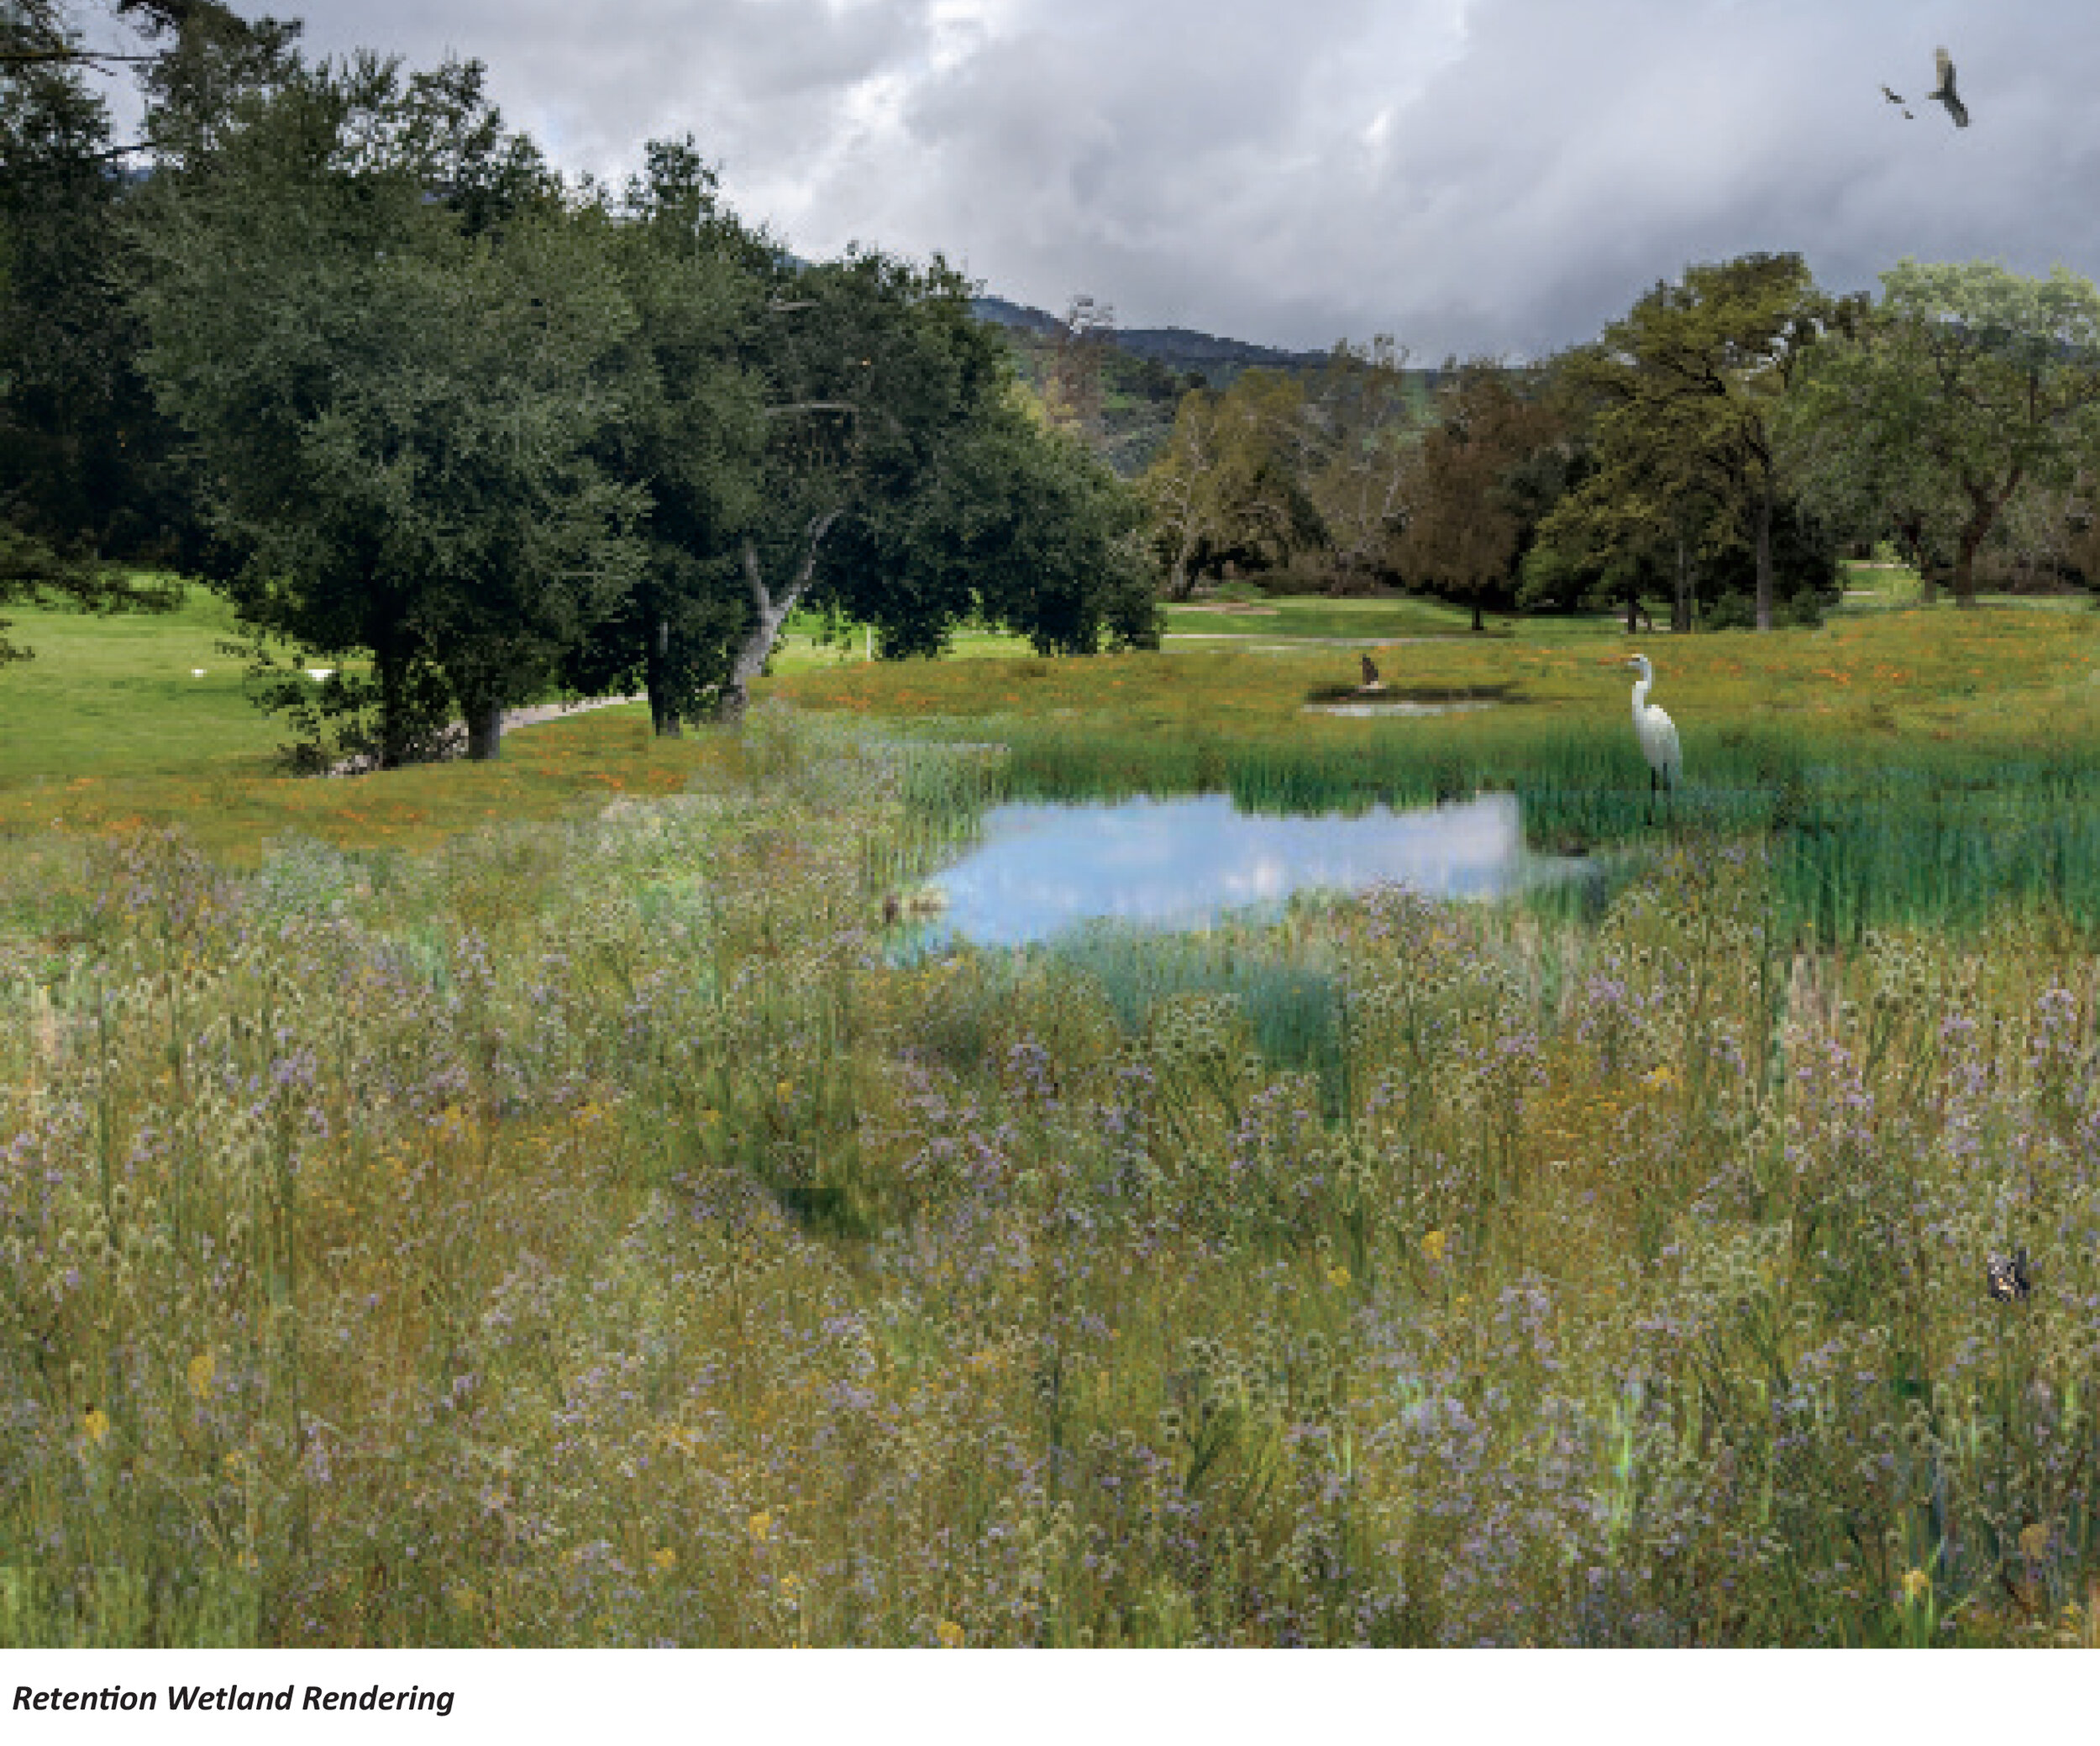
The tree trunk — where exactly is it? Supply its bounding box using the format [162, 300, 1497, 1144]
[1953, 521, 1986, 610]
[375, 643, 410, 771]
[465, 703, 503, 761]
[1953, 478, 2014, 611]
[1898, 514, 1935, 606]
[712, 512, 843, 724]
[1753, 471, 1774, 632]
[646, 611, 681, 738]
[1165, 514, 1205, 602]
[1471, 598, 1484, 633]
[1673, 532, 1692, 633]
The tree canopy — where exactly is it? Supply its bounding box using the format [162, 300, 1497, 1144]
[1388, 360, 1562, 632]
[1548, 254, 1833, 631]
[133, 55, 640, 767]
[0, 13, 189, 663]
[1782, 260, 2100, 608]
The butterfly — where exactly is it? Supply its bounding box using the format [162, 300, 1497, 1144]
[1987, 1247, 2031, 1303]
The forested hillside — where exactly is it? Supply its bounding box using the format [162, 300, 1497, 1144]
[971, 292, 1439, 476]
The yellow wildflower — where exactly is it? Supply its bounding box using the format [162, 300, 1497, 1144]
[82, 1407, 109, 1446]
[187, 1350, 216, 1401]
[653, 1547, 678, 1573]
[1644, 1065, 1675, 1088]
[1900, 1569, 1930, 1606]
[937, 1620, 965, 1649]
[748, 1510, 774, 1545]
[1326, 1265, 1352, 1290]
[2020, 1523, 2050, 1562]
[776, 1080, 793, 1102]
[1420, 1230, 1446, 1264]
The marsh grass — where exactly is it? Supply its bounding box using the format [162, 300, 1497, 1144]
[778, 609, 2100, 938]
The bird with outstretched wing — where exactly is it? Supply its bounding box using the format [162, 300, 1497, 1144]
[1881, 84, 1904, 104]
[1929, 46, 1969, 127]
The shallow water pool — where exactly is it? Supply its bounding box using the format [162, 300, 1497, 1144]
[905, 791, 1575, 949]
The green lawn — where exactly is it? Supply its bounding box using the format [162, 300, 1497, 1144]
[1161, 594, 1510, 641]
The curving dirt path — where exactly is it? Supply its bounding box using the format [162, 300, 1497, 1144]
[322, 694, 648, 777]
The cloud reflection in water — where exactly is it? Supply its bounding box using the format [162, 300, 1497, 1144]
[920, 792, 1541, 949]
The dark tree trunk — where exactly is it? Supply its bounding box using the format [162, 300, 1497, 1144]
[1471, 599, 1483, 633]
[375, 642, 410, 771]
[646, 611, 680, 738]
[1753, 470, 1774, 632]
[1672, 532, 1693, 633]
[1897, 513, 1935, 605]
[1953, 477, 2015, 611]
[465, 703, 502, 761]
[1953, 526, 1984, 608]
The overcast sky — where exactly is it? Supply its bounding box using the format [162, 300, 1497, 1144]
[94, 0, 2100, 357]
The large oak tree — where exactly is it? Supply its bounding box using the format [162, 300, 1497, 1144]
[1782, 260, 2100, 608]
[1555, 254, 1831, 631]
[134, 55, 643, 767]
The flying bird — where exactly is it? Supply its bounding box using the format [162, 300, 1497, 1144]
[1880, 84, 1904, 104]
[1625, 653, 1681, 815]
[1929, 46, 1969, 128]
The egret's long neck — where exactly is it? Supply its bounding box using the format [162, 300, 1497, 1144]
[1631, 674, 1651, 716]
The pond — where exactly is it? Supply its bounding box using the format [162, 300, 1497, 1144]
[898, 791, 1582, 951]
[1300, 700, 1500, 719]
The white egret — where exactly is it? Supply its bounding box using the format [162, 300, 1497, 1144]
[307, 667, 334, 681]
[1626, 653, 1681, 813]
[191, 669, 205, 678]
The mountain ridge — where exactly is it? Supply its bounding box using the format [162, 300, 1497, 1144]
[969, 294, 1330, 371]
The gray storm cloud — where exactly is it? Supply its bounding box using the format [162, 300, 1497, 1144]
[155, 0, 2100, 356]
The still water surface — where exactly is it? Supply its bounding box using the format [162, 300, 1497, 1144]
[911, 792, 1569, 950]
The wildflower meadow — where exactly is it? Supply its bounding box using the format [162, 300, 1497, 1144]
[7, 603, 2100, 1647]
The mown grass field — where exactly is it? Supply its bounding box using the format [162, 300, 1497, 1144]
[7, 577, 2100, 1647]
